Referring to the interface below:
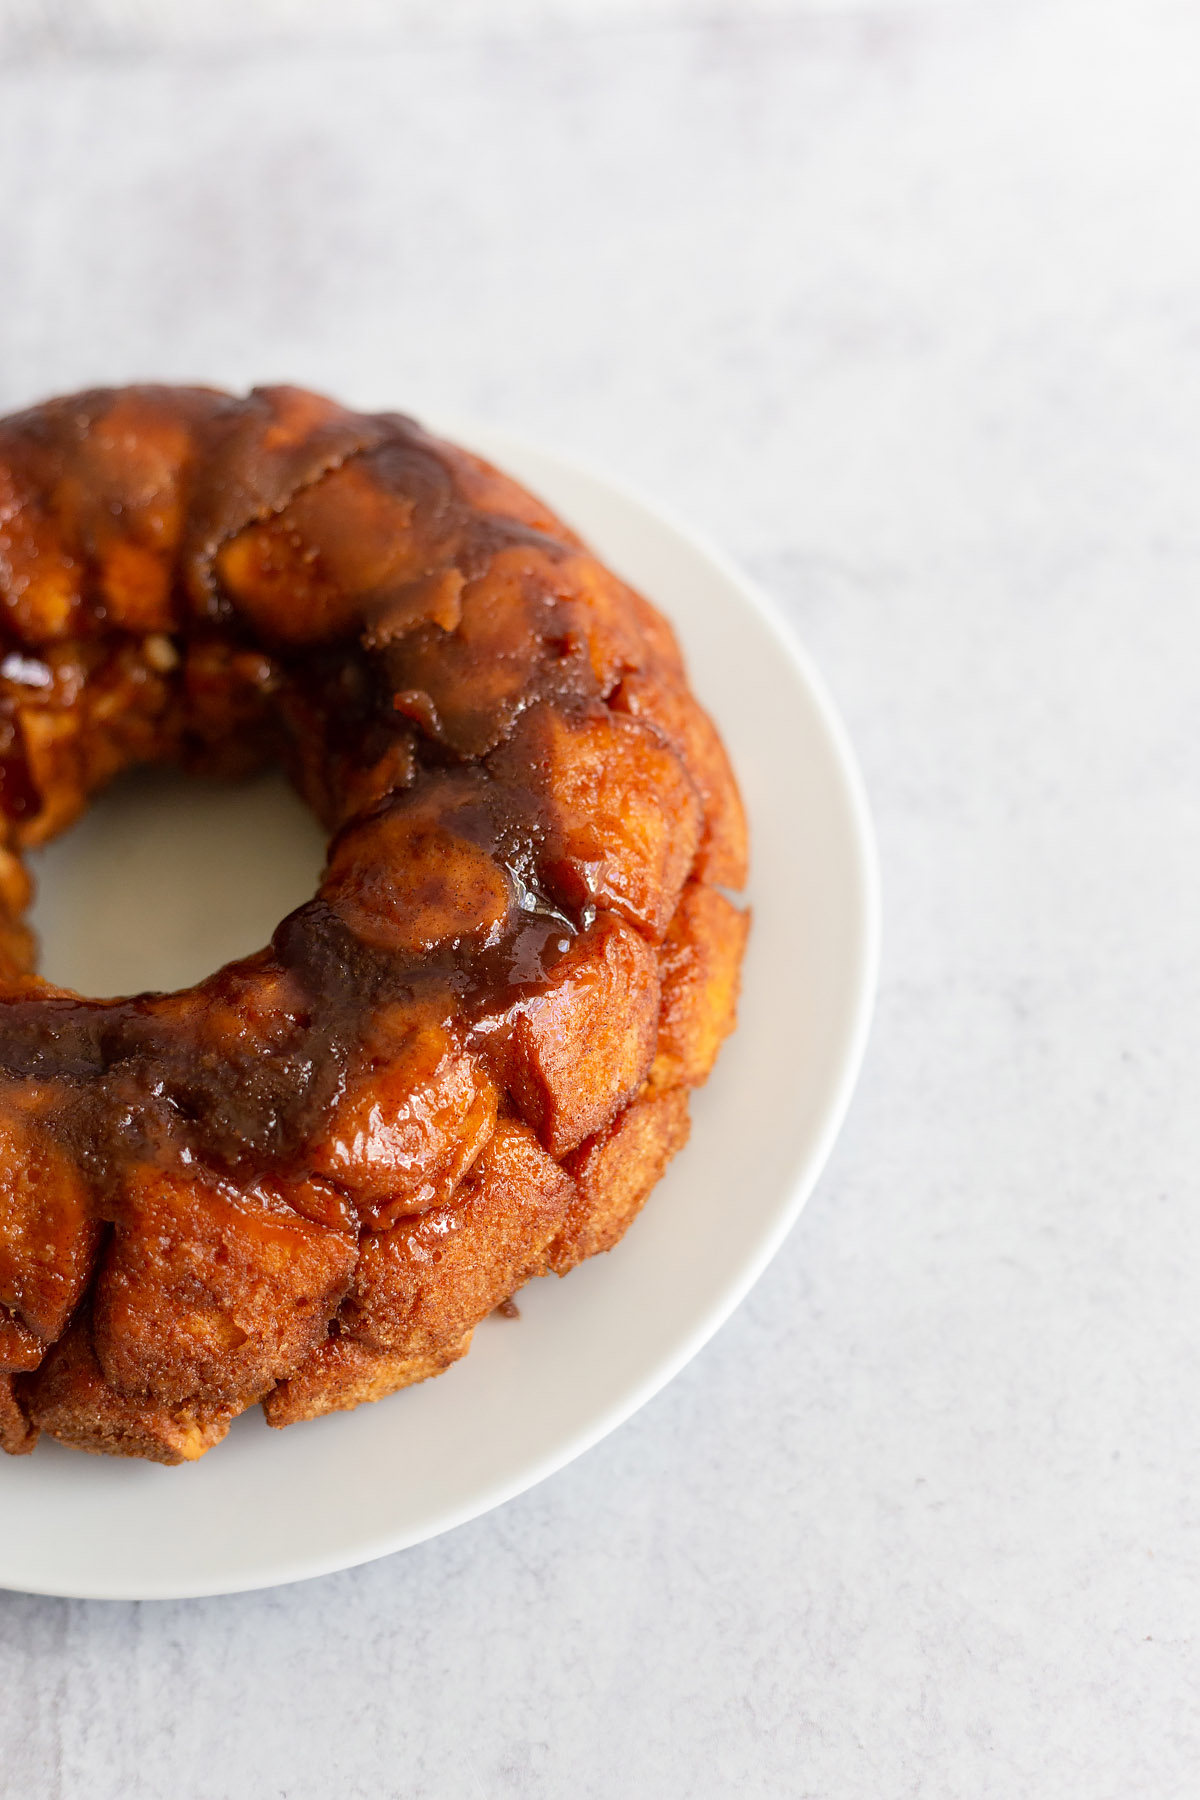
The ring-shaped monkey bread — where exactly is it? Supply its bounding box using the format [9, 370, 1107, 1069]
[0, 387, 749, 1464]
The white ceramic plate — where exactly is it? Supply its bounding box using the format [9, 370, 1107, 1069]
[0, 426, 879, 1600]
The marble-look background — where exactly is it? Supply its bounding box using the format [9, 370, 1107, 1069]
[1, 1, 1199, 1793]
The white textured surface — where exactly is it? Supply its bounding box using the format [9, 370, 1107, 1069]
[0, 0, 974, 60]
[0, 0, 1197, 1792]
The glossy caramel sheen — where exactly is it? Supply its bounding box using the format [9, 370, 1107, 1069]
[0, 386, 749, 1462]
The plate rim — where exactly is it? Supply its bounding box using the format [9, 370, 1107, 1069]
[1, 422, 881, 1600]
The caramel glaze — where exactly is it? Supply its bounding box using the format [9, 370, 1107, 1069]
[0, 808, 580, 1188]
[0, 385, 749, 1459]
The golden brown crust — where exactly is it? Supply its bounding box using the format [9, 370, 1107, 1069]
[263, 1332, 474, 1428]
[26, 1316, 234, 1464]
[0, 385, 749, 1461]
[649, 883, 750, 1093]
[611, 673, 748, 890]
[552, 1088, 693, 1273]
[342, 1120, 577, 1359]
[265, 1118, 578, 1428]
[0, 1372, 37, 1454]
[92, 1169, 358, 1408]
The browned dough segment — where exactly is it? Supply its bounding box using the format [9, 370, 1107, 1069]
[0, 386, 221, 644]
[341, 1120, 577, 1359]
[490, 701, 702, 943]
[263, 1333, 474, 1429]
[0, 848, 35, 977]
[484, 914, 660, 1156]
[554, 552, 685, 695]
[0, 1373, 37, 1454]
[611, 672, 748, 890]
[0, 1304, 47, 1373]
[0, 1080, 102, 1341]
[650, 883, 750, 1093]
[26, 1315, 235, 1464]
[185, 386, 391, 615]
[323, 774, 514, 955]
[92, 1169, 358, 1407]
[553, 1088, 693, 1273]
[216, 456, 430, 646]
[378, 544, 591, 758]
[310, 1002, 498, 1230]
[265, 1120, 575, 1428]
